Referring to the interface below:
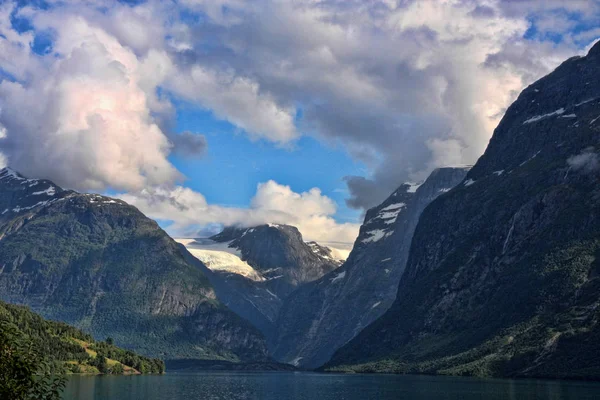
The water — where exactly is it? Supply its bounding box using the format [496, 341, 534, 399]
[62, 372, 600, 400]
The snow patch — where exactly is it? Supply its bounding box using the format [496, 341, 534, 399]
[520, 150, 541, 167]
[380, 203, 406, 212]
[331, 271, 346, 283]
[0, 168, 23, 181]
[406, 182, 422, 193]
[523, 108, 565, 124]
[381, 258, 392, 262]
[290, 357, 303, 367]
[371, 202, 406, 225]
[560, 114, 577, 118]
[575, 98, 597, 107]
[371, 301, 381, 309]
[464, 179, 475, 187]
[493, 170, 504, 176]
[12, 199, 58, 213]
[32, 186, 56, 196]
[176, 238, 265, 281]
[362, 229, 392, 244]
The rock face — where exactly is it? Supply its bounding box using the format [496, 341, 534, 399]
[178, 224, 342, 339]
[0, 168, 269, 362]
[271, 168, 468, 369]
[326, 43, 600, 379]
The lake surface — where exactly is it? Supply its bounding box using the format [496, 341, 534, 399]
[62, 371, 600, 400]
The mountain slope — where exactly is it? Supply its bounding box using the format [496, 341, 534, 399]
[326, 42, 600, 379]
[0, 300, 164, 374]
[210, 224, 341, 297]
[0, 168, 268, 362]
[176, 224, 342, 338]
[271, 168, 468, 368]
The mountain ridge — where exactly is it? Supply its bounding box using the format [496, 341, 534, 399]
[176, 223, 342, 339]
[270, 167, 469, 368]
[0, 167, 270, 363]
[324, 40, 600, 380]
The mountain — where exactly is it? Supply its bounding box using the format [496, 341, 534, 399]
[0, 300, 164, 374]
[176, 224, 344, 338]
[325, 43, 600, 379]
[0, 168, 269, 363]
[270, 168, 468, 368]
[210, 224, 343, 296]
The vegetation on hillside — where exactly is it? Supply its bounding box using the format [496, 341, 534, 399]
[0, 301, 165, 376]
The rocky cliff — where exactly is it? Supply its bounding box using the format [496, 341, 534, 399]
[271, 168, 468, 368]
[326, 42, 600, 380]
[177, 224, 342, 339]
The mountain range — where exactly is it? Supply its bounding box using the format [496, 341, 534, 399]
[0, 168, 268, 363]
[1, 43, 600, 380]
[270, 167, 469, 368]
[324, 39, 600, 380]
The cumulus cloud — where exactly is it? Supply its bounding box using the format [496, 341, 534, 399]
[119, 180, 360, 246]
[174, 0, 597, 208]
[0, 0, 598, 243]
[0, 3, 180, 191]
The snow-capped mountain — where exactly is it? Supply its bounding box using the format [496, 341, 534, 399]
[0, 167, 270, 362]
[271, 167, 469, 368]
[176, 224, 344, 338]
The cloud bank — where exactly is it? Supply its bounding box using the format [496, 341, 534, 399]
[0, 0, 598, 243]
[119, 180, 360, 246]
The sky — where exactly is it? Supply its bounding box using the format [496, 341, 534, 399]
[0, 0, 599, 247]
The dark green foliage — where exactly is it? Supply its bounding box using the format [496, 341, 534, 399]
[0, 320, 66, 400]
[90, 341, 164, 374]
[0, 301, 164, 375]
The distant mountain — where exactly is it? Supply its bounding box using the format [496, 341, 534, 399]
[210, 224, 343, 295]
[176, 224, 343, 338]
[326, 42, 600, 380]
[0, 168, 268, 363]
[0, 300, 164, 374]
[270, 168, 468, 368]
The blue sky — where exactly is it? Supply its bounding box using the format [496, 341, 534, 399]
[0, 0, 598, 245]
[172, 102, 365, 224]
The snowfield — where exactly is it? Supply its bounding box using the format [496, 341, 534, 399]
[175, 238, 265, 281]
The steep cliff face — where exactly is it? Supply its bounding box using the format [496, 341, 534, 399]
[177, 224, 342, 339]
[0, 168, 269, 362]
[326, 43, 600, 379]
[271, 168, 468, 369]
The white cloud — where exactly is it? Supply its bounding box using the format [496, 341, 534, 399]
[0, 5, 180, 191]
[172, 0, 594, 208]
[168, 66, 298, 144]
[119, 180, 360, 246]
[0, 0, 598, 243]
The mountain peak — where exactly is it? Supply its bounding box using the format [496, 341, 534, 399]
[0, 167, 27, 182]
[588, 39, 600, 56]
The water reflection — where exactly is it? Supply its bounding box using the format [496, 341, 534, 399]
[62, 372, 600, 400]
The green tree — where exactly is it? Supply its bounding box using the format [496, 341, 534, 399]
[105, 337, 114, 346]
[0, 321, 66, 400]
[110, 363, 124, 375]
[93, 354, 109, 374]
